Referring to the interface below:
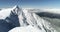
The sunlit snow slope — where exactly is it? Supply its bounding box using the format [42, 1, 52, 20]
[0, 5, 59, 32]
[9, 6, 58, 32]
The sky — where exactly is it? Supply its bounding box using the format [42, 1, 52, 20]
[0, 0, 60, 8]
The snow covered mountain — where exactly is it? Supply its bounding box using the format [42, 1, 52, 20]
[9, 6, 57, 32]
[0, 5, 59, 32]
[0, 5, 20, 32]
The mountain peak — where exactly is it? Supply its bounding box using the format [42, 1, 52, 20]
[11, 5, 22, 16]
[13, 5, 19, 9]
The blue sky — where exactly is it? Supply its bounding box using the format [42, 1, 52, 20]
[0, 0, 60, 8]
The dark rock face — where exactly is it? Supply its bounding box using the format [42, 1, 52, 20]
[8, 11, 20, 27]
[0, 11, 20, 32]
[36, 12, 60, 19]
[0, 6, 21, 32]
[0, 19, 9, 32]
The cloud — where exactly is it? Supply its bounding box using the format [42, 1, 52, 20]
[41, 8, 60, 14]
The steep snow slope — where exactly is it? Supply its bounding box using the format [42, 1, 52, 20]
[9, 8, 57, 32]
[0, 5, 20, 19]
[0, 8, 12, 19]
[42, 17, 60, 32]
[0, 5, 59, 32]
[9, 25, 45, 32]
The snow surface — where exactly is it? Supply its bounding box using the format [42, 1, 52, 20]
[0, 5, 21, 19]
[9, 25, 45, 32]
[9, 6, 57, 32]
[0, 5, 59, 32]
[0, 8, 12, 19]
[0, 5, 20, 32]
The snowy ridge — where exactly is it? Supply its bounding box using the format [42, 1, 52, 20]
[0, 5, 58, 32]
[0, 5, 20, 19]
[9, 6, 57, 32]
[0, 5, 20, 32]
